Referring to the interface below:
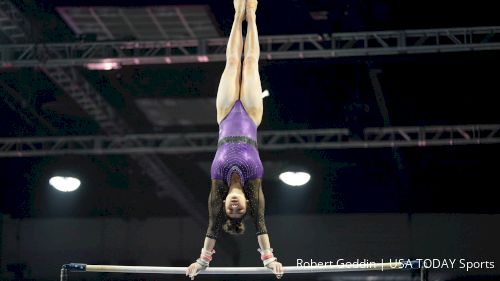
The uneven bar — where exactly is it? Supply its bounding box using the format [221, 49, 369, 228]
[63, 261, 419, 275]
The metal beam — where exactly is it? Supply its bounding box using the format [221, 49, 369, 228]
[119, 9, 141, 40]
[89, 8, 114, 40]
[175, 7, 196, 39]
[1, 125, 499, 157]
[0, 0, 29, 43]
[1, 26, 500, 67]
[368, 68, 391, 126]
[0, 80, 57, 132]
[146, 8, 170, 39]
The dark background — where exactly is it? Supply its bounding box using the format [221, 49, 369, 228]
[1, 0, 499, 281]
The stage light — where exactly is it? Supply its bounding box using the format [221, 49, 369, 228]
[279, 171, 310, 186]
[262, 89, 270, 98]
[85, 62, 121, 70]
[49, 176, 81, 192]
[197, 55, 210, 62]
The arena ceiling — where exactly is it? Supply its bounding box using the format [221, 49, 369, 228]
[1, 0, 500, 219]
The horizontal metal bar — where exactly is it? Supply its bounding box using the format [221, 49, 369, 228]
[63, 261, 419, 275]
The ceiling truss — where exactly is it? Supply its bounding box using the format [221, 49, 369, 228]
[1, 26, 500, 67]
[1, 125, 499, 157]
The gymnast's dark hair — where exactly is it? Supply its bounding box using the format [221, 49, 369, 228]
[206, 179, 267, 240]
[223, 217, 246, 235]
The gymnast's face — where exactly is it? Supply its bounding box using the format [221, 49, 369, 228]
[224, 193, 248, 218]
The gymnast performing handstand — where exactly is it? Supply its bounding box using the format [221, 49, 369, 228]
[185, 0, 284, 279]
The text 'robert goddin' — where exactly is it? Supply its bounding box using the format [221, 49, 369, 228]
[296, 259, 495, 271]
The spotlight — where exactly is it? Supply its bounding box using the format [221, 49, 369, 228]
[49, 176, 81, 192]
[279, 171, 310, 186]
[86, 62, 121, 70]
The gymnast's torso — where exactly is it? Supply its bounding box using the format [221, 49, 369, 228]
[210, 100, 264, 186]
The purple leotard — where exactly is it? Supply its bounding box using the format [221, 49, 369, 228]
[210, 100, 264, 186]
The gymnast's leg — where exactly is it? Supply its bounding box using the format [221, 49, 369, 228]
[240, 1, 284, 277]
[216, 0, 245, 124]
[240, 0, 263, 127]
[186, 5, 245, 277]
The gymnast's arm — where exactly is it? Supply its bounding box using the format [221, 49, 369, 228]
[246, 179, 268, 236]
[206, 179, 227, 241]
[186, 180, 226, 279]
[246, 179, 284, 277]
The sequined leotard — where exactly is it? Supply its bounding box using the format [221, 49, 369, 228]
[206, 100, 267, 240]
[210, 100, 264, 186]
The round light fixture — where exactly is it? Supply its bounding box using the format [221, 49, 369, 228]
[49, 176, 81, 192]
[279, 171, 310, 186]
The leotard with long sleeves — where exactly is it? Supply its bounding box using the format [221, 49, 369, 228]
[207, 100, 267, 240]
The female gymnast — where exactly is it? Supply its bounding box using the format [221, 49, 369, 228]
[185, 0, 284, 279]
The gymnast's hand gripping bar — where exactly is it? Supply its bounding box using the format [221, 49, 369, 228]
[60, 260, 420, 280]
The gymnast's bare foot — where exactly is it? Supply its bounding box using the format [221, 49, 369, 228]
[234, 0, 245, 19]
[246, 0, 258, 21]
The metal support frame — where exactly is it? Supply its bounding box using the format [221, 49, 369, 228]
[0, 80, 57, 132]
[175, 7, 195, 38]
[1, 26, 500, 67]
[368, 68, 391, 126]
[1, 125, 499, 157]
[0, 0, 29, 43]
